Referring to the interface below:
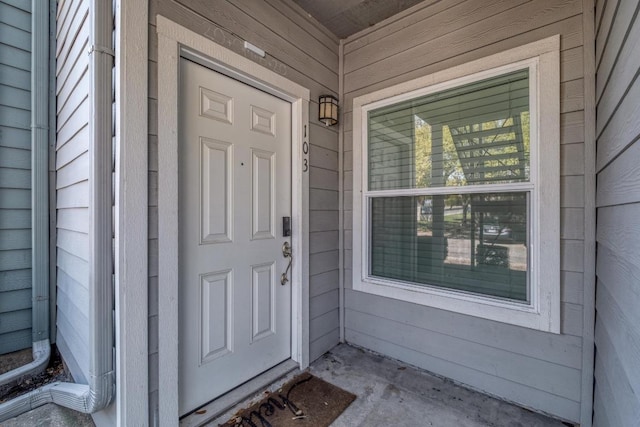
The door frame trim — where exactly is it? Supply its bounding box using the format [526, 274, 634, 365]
[156, 16, 311, 423]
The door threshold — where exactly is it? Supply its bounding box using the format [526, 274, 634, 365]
[180, 359, 300, 427]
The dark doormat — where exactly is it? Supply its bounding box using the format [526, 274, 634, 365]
[220, 373, 356, 427]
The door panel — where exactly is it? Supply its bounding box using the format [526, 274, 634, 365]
[252, 149, 276, 240]
[200, 138, 232, 244]
[200, 269, 232, 363]
[251, 262, 276, 342]
[178, 58, 292, 415]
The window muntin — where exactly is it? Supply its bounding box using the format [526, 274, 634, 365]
[367, 70, 531, 191]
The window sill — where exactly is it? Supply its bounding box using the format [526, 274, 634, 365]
[354, 275, 560, 333]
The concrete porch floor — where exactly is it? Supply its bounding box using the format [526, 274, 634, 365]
[4, 343, 570, 426]
[207, 343, 569, 427]
[1, 404, 94, 427]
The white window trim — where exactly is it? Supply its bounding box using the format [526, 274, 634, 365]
[352, 36, 560, 333]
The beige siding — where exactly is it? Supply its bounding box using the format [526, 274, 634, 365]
[342, 0, 588, 422]
[147, 0, 340, 420]
[55, 0, 91, 384]
[593, 0, 640, 424]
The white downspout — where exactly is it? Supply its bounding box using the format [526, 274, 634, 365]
[0, 342, 50, 389]
[0, 0, 115, 421]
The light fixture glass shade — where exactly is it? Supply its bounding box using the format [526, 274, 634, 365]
[319, 95, 338, 126]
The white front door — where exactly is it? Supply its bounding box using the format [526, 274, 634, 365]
[178, 58, 292, 415]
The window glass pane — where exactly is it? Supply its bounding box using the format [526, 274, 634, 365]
[368, 70, 530, 191]
[370, 192, 528, 301]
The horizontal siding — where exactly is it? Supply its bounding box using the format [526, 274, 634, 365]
[0, 290, 31, 350]
[56, 207, 89, 234]
[147, 0, 340, 421]
[0, 44, 31, 71]
[0, 209, 30, 231]
[594, 311, 640, 424]
[597, 139, 640, 206]
[56, 6, 87, 84]
[346, 308, 582, 400]
[56, 248, 88, 292]
[0, 248, 30, 271]
[0, 124, 30, 150]
[596, 27, 640, 136]
[596, 71, 640, 170]
[594, 1, 640, 425]
[56, 98, 89, 150]
[0, 328, 31, 355]
[0, 187, 31, 210]
[309, 326, 340, 362]
[0, 2, 31, 32]
[56, 267, 91, 384]
[0, 104, 30, 129]
[0, 309, 31, 335]
[343, 2, 584, 110]
[0, 288, 30, 312]
[594, 283, 640, 419]
[347, 290, 583, 368]
[56, 229, 89, 260]
[1, 0, 30, 12]
[0, 0, 31, 354]
[56, 73, 89, 135]
[55, 321, 88, 384]
[0, 268, 31, 292]
[344, 0, 529, 75]
[0, 63, 30, 92]
[342, 0, 587, 422]
[54, 0, 91, 383]
[56, 180, 88, 209]
[0, 147, 30, 169]
[55, 124, 88, 169]
[0, 229, 31, 251]
[0, 83, 30, 110]
[56, 151, 89, 190]
[0, 42, 31, 72]
[344, 327, 580, 421]
[0, 23, 30, 54]
[57, 32, 89, 113]
[0, 167, 30, 189]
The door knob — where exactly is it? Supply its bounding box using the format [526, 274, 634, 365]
[282, 241, 291, 257]
[281, 242, 292, 285]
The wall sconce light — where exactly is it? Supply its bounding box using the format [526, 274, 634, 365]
[318, 95, 338, 126]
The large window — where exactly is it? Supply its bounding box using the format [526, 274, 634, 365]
[352, 39, 560, 332]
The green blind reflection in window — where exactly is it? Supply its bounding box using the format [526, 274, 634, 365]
[367, 70, 530, 191]
[370, 192, 528, 301]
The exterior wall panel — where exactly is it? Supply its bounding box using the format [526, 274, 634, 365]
[342, 0, 589, 422]
[593, 1, 640, 424]
[0, 0, 32, 355]
[54, 0, 91, 383]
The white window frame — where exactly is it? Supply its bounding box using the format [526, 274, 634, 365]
[352, 36, 560, 333]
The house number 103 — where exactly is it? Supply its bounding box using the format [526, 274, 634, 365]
[302, 125, 309, 172]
